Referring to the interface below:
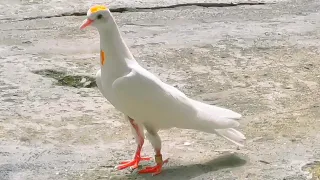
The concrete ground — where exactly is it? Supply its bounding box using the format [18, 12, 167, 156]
[0, 0, 320, 180]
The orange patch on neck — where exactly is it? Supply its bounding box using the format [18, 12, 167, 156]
[100, 50, 106, 65]
[90, 5, 107, 14]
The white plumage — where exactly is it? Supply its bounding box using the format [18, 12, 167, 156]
[80, 5, 246, 176]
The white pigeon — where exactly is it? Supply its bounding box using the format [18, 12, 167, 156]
[80, 5, 246, 176]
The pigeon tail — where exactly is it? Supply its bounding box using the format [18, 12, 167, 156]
[187, 99, 246, 146]
[214, 128, 246, 147]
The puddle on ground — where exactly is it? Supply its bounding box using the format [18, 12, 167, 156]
[302, 161, 320, 180]
[33, 69, 97, 88]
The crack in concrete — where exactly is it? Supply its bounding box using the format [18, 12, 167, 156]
[112, 2, 268, 11]
[1, 2, 268, 22]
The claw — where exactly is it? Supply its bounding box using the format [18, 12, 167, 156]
[138, 157, 169, 176]
[119, 157, 150, 165]
[116, 156, 151, 170]
[140, 157, 152, 161]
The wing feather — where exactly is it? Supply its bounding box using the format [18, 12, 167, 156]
[112, 68, 241, 129]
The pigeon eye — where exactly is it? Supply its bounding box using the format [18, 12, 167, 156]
[97, 14, 102, 20]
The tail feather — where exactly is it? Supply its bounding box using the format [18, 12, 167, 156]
[190, 99, 242, 120]
[188, 99, 246, 146]
[215, 128, 246, 147]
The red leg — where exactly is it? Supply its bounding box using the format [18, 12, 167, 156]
[138, 149, 169, 176]
[116, 117, 151, 170]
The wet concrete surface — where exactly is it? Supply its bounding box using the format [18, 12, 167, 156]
[0, 0, 319, 180]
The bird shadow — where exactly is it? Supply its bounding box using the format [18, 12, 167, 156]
[126, 153, 247, 180]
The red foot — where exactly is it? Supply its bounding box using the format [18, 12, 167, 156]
[116, 156, 151, 170]
[138, 158, 169, 176]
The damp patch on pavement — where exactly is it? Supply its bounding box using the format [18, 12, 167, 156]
[33, 69, 97, 88]
[302, 161, 320, 180]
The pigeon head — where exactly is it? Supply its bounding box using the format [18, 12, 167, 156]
[80, 5, 112, 30]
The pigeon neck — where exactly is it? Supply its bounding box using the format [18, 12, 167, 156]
[98, 17, 134, 68]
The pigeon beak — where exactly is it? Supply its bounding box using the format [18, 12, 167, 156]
[80, 19, 94, 30]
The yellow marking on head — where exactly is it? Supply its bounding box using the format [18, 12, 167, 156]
[100, 50, 106, 65]
[90, 5, 107, 14]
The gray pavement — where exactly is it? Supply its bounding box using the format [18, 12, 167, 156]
[0, 0, 319, 180]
